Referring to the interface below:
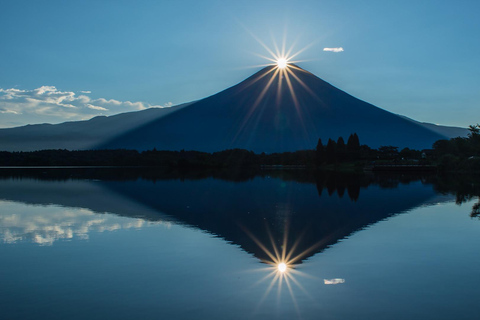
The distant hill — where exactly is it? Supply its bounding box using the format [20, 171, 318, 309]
[0, 103, 191, 151]
[397, 115, 469, 140]
[0, 65, 467, 152]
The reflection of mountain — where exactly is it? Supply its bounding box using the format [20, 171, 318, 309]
[0, 169, 452, 262]
[0, 177, 173, 222]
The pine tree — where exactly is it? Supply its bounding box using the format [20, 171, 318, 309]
[326, 139, 336, 164]
[315, 138, 325, 166]
[347, 133, 361, 160]
[336, 137, 346, 162]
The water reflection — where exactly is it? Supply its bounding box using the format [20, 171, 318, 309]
[1, 168, 479, 320]
[431, 173, 480, 218]
[0, 168, 478, 263]
[255, 261, 309, 315]
[0, 200, 167, 245]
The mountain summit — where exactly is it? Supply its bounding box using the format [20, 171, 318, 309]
[98, 65, 449, 151]
[0, 65, 466, 152]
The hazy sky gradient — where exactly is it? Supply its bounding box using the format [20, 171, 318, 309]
[1, 0, 479, 128]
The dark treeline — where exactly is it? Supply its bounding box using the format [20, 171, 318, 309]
[0, 127, 479, 171]
[0, 148, 313, 168]
[0, 146, 369, 168]
[314, 133, 421, 165]
[0, 132, 417, 168]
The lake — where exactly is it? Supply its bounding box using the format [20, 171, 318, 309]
[1, 168, 479, 320]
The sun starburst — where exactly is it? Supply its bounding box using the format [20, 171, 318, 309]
[240, 220, 328, 316]
[230, 28, 324, 150]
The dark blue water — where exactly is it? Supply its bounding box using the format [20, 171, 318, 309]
[0, 169, 479, 319]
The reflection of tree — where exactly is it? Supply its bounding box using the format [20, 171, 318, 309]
[312, 172, 437, 202]
[432, 173, 480, 218]
[315, 172, 363, 201]
[315, 180, 323, 197]
[471, 202, 480, 219]
[347, 185, 360, 202]
[376, 178, 400, 189]
[326, 176, 336, 196]
[312, 172, 480, 218]
[2, 167, 480, 218]
[0, 167, 264, 183]
[337, 185, 345, 198]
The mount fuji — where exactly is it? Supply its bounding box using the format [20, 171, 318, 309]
[0, 65, 467, 152]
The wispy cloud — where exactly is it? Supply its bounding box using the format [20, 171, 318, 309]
[0, 86, 170, 128]
[323, 47, 344, 53]
[0, 108, 21, 114]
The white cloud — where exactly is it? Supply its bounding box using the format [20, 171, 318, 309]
[323, 47, 344, 53]
[0, 86, 168, 128]
[324, 278, 345, 285]
[87, 104, 108, 111]
[34, 86, 57, 95]
[95, 97, 122, 105]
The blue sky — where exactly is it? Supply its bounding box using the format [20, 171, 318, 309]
[1, 0, 479, 128]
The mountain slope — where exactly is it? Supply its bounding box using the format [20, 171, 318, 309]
[98, 65, 449, 152]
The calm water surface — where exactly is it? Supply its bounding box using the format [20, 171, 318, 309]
[0, 169, 479, 320]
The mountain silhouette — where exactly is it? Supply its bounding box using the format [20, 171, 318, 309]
[97, 65, 453, 152]
[0, 65, 467, 152]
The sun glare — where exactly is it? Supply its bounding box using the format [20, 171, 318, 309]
[277, 58, 288, 69]
[278, 262, 287, 273]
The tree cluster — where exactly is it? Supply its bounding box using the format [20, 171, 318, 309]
[432, 124, 480, 171]
[316, 133, 363, 164]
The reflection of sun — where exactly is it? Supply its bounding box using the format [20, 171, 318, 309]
[242, 222, 324, 316]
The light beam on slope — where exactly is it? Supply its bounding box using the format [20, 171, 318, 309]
[231, 27, 325, 148]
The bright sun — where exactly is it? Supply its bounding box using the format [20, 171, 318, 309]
[277, 58, 288, 69]
[278, 262, 287, 273]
